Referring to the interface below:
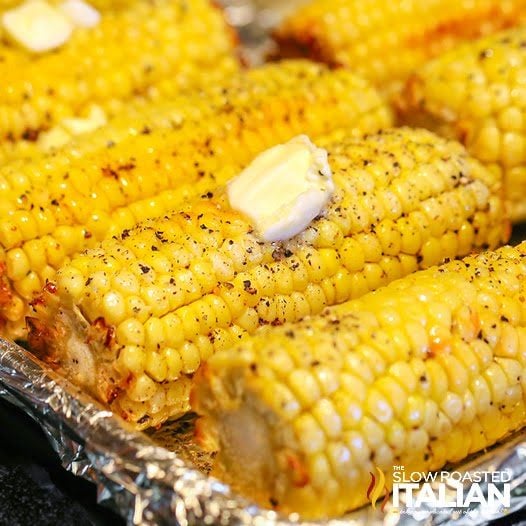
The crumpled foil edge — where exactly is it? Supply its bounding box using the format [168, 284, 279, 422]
[1, 336, 526, 526]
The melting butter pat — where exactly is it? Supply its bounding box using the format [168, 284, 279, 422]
[61, 104, 107, 135]
[227, 135, 334, 242]
[2, 0, 73, 53]
[38, 104, 106, 151]
[60, 0, 100, 28]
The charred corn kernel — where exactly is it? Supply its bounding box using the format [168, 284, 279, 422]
[193, 242, 526, 519]
[28, 128, 509, 429]
[1, 60, 392, 339]
[273, 0, 526, 97]
[0, 0, 237, 143]
[399, 27, 526, 221]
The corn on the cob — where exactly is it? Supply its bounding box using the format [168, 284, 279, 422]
[192, 242, 526, 518]
[0, 1, 128, 8]
[0, 61, 392, 340]
[0, 0, 237, 143]
[28, 128, 508, 429]
[398, 27, 526, 223]
[273, 0, 526, 97]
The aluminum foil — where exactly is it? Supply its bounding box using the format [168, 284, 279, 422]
[1, 1, 526, 524]
[1, 336, 526, 526]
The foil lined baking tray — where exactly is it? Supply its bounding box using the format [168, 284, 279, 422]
[1, 337, 526, 526]
[1, 1, 526, 524]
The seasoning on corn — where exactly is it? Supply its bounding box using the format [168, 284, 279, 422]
[273, 0, 526, 97]
[227, 135, 334, 242]
[28, 128, 508, 430]
[192, 242, 526, 518]
[398, 27, 526, 223]
[0, 0, 238, 142]
[0, 60, 393, 339]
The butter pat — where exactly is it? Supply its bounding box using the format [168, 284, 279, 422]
[38, 126, 71, 151]
[38, 104, 106, 151]
[227, 135, 334, 242]
[61, 104, 107, 135]
[60, 0, 100, 28]
[2, 0, 73, 53]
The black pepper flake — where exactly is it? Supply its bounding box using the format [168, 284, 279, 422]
[243, 280, 257, 295]
[84, 231, 92, 239]
[137, 415, 150, 425]
[118, 162, 136, 171]
[121, 229, 130, 239]
[51, 199, 59, 206]
[151, 245, 159, 251]
[272, 247, 293, 261]
[102, 166, 119, 179]
[22, 128, 40, 141]
[139, 264, 151, 274]
[285, 330, 295, 338]
[85, 277, 92, 286]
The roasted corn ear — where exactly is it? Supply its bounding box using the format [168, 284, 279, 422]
[273, 0, 526, 96]
[398, 27, 526, 222]
[28, 128, 508, 429]
[0, 0, 237, 142]
[0, 61, 392, 339]
[192, 242, 526, 518]
[0, 1, 128, 7]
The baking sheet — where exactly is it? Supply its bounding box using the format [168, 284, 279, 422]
[1, 337, 526, 526]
